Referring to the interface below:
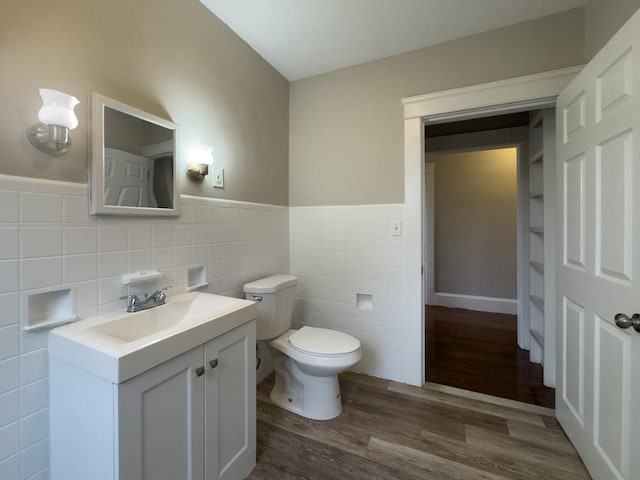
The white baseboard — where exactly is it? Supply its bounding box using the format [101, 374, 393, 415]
[431, 293, 517, 315]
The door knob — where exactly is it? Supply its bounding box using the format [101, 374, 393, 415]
[209, 359, 219, 369]
[614, 313, 640, 332]
[195, 366, 205, 377]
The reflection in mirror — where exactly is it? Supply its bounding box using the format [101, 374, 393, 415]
[90, 94, 180, 216]
[104, 107, 174, 209]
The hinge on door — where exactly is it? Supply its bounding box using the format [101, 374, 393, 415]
[421, 266, 424, 275]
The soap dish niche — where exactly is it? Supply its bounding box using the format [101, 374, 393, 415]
[24, 288, 77, 332]
[186, 265, 208, 292]
[122, 270, 164, 286]
[356, 293, 374, 311]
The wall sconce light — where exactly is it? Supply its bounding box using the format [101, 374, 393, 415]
[187, 145, 214, 183]
[27, 88, 80, 156]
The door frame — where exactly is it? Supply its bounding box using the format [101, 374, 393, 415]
[424, 162, 435, 305]
[401, 66, 582, 387]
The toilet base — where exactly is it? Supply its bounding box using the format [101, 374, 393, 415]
[270, 354, 343, 420]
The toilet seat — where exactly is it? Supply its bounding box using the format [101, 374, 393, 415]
[289, 326, 360, 356]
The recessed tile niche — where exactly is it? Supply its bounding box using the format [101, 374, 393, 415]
[24, 288, 76, 332]
[187, 265, 208, 291]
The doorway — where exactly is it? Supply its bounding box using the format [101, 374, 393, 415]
[400, 66, 581, 391]
[423, 112, 554, 408]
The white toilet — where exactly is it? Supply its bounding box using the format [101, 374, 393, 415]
[244, 274, 362, 420]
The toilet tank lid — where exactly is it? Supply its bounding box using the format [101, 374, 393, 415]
[243, 274, 297, 294]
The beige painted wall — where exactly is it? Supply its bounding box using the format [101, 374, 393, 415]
[431, 148, 517, 299]
[289, 9, 585, 206]
[0, 0, 289, 205]
[585, 0, 640, 59]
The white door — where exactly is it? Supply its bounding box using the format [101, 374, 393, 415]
[104, 147, 155, 207]
[556, 8, 640, 479]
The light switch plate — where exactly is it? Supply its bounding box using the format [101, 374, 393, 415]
[213, 167, 224, 188]
[391, 222, 402, 236]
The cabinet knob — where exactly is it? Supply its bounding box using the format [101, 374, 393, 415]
[195, 366, 205, 377]
[209, 359, 219, 369]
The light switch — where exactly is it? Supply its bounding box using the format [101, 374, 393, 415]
[391, 222, 402, 237]
[213, 167, 224, 188]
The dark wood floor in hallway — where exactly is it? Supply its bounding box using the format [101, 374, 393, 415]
[426, 305, 555, 409]
[249, 372, 588, 479]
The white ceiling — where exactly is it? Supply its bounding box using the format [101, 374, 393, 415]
[200, 0, 590, 81]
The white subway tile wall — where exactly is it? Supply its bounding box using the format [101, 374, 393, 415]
[0, 175, 288, 480]
[0, 175, 408, 480]
[289, 205, 405, 382]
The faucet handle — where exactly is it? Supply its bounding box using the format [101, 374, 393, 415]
[119, 294, 140, 304]
[119, 295, 141, 311]
[152, 286, 172, 302]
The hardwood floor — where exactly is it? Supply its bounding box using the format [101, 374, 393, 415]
[426, 305, 555, 409]
[249, 372, 589, 479]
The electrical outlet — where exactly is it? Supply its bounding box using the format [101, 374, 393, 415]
[213, 167, 224, 188]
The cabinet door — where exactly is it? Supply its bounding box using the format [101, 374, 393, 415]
[117, 347, 205, 480]
[205, 321, 256, 480]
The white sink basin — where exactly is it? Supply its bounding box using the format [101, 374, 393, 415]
[49, 292, 256, 384]
[88, 295, 214, 342]
[88, 307, 186, 342]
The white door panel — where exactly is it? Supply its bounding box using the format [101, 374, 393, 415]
[562, 92, 586, 144]
[561, 296, 585, 426]
[593, 319, 631, 477]
[595, 131, 633, 283]
[563, 153, 586, 270]
[556, 7, 640, 480]
[104, 147, 156, 207]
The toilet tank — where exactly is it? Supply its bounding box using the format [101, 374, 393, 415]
[244, 275, 297, 340]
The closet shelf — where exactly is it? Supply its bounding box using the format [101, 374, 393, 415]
[530, 294, 544, 310]
[530, 261, 544, 273]
[529, 149, 544, 164]
[530, 328, 545, 348]
[529, 110, 544, 129]
[529, 190, 543, 199]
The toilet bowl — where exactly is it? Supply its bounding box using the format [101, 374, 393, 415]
[244, 275, 362, 420]
[269, 327, 362, 420]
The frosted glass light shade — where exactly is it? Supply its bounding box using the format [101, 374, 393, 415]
[37, 88, 80, 129]
[27, 88, 80, 156]
[189, 145, 214, 165]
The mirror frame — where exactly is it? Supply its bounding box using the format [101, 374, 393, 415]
[89, 93, 180, 216]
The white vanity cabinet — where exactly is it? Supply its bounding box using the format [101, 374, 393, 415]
[50, 320, 256, 480]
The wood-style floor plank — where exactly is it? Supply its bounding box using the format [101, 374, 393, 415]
[506, 419, 577, 454]
[465, 425, 590, 478]
[249, 372, 590, 480]
[389, 381, 546, 427]
[250, 422, 425, 480]
[341, 375, 513, 438]
[417, 428, 575, 480]
[366, 436, 511, 480]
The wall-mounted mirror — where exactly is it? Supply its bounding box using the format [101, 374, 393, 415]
[90, 93, 180, 216]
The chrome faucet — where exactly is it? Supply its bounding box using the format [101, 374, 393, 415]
[121, 286, 172, 313]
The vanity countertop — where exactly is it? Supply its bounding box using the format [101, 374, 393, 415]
[49, 291, 256, 383]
